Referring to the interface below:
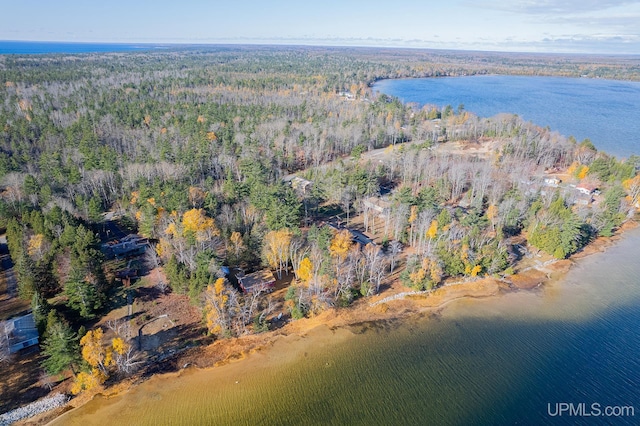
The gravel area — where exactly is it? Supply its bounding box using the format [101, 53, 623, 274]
[0, 393, 68, 426]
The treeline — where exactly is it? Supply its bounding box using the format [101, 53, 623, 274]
[0, 48, 413, 390]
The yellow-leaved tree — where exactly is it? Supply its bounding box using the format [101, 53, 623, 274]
[623, 174, 640, 207]
[263, 229, 292, 279]
[470, 265, 482, 277]
[110, 336, 138, 374]
[296, 257, 314, 283]
[204, 278, 234, 337]
[230, 231, 244, 258]
[72, 329, 109, 394]
[80, 328, 109, 373]
[329, 229, 352, 262]
[426, 220, 438, 239]
[181, 208, 220, 242]
[578, 165, 589, 180]
[486, 204, 498, 231]
[72, 327, 140, 394]
[409, 267, 427, 288]
[27, 233, 45, 260]
[71, 369, 107, 395]
[329, 229, 353, 278]
[112, 337, 127, 356]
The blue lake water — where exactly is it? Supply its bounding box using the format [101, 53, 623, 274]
[0, 40, 165, 54]
[373, 76, 640, 158]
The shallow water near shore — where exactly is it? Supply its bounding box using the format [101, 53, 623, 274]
[54, 228, 640, 425]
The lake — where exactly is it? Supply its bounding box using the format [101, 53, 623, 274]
[54, 227, 640, 425]
[373, 76, 640, 158]
[0, 41, 162, 54]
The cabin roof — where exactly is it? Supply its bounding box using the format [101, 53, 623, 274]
[5, 313, 39, 353]
[238, 269, 276, 292]
[576, 183, 598, 191]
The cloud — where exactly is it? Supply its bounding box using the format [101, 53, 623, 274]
[470, 0, 639, 14]
[549, 13, 640, 30]
[483, 33, 640, 53]
[193, 33, 640, 54]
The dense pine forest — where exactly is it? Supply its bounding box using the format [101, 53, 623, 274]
[1, 46, 639, 410]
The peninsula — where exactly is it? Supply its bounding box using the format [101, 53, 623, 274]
[0, 46, 639, 424]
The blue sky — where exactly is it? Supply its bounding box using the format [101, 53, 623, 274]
[1, 0, 639, 53]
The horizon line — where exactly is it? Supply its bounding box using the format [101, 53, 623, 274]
[1, 38, 639, 57]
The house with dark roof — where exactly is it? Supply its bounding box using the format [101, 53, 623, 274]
[238, 269, 276, 293]
[102, 234, 149, 259]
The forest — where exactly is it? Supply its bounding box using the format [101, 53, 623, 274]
[0, 46, 639, 411]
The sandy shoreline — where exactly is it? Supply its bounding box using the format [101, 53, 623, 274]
[22, 220, 636, 425]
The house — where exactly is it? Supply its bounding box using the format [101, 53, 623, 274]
[363, 196, 391, 218]
[284, 176, 313, 194]
[576, 183, 598, 196]
[348, 228, 375, 246]
[238, 269, 276, 293]
[116, 268, 138, 280]
[4, 313, 39, 354]
[338, 91, 355, 100]
[544, 178, 561, 187]
[102, 234, 149, 259]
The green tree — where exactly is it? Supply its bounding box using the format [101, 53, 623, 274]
[41, 313, 81, 375]
[64, 269, 103, 319]
[164, 255, 189, 294]
[16, 256, 37, 300]
[72, 225, 102, 265]
[264, 184, 301, 230]
[88, 195, 103, 222]
[31, 291, 50, 335]
[23, 174, 39, 196]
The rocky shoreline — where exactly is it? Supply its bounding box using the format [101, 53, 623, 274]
[0, 394, 68, 426]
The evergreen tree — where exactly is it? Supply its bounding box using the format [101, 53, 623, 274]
[64, 269, 103, 319]
[42, 313, 81, 376]
[31, 291, 50, 335]
[265, 184, 301, 230]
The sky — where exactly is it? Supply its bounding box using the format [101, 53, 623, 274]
[1, 0, 639, 54]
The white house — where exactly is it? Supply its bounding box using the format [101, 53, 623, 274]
[576, 183, 598, 196]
